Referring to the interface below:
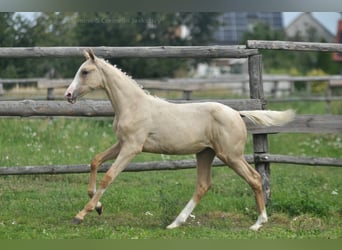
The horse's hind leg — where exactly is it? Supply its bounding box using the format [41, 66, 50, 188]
[88, 142, 121, 214]
[167, 148, 215, 229]
[219, 155, 268, 230]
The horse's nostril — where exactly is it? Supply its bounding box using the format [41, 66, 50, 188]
[66, 92, 72, 97]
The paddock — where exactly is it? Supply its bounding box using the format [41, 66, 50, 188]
[0, 41, 342, 199]
[0, 41, 341, 239]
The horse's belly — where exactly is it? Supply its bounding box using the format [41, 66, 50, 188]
[142, 131, 210, 155]
[142, 102, 219, 154]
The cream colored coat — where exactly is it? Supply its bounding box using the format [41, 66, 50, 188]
[65, 49, 294, 231]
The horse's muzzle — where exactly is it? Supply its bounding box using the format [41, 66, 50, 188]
[65, 86, 78, 104]
[65, 91, 77, 104]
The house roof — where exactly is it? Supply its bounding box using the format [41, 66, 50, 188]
[286, 12, 335, 42]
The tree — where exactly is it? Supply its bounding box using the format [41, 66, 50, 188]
[0, 12, 81, 79]
[240, 22, 295, 73]
[0, 13, 15, 46]
[25, 12, 80, 78]
[74, 12, 220, 78]
[241, 22, 341, 75]
[0, 13, 46, 78]
[1, 12, 220, 79]
[0, 12, 18, 78]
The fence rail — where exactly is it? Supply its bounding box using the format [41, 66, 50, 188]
[1, 154, 341, 176]
[2, 74, 341, 103]
[247, 40, 342, 52]
[3, 75, 342, 87]
[0, 100, 341, 134]
[0, 46, 258, 58]
[0, 42, 341, 202]
[0, 99, 263, 117]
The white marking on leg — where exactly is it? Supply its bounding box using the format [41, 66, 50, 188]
[95, 189, 106, 208]
[167, 199, 197, 229]
[250, 208, 268, 231]
[91, 187, 97, 197]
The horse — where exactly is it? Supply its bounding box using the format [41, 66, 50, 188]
[64, 49, 295, 231]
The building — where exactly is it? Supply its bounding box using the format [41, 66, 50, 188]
[333, 18, 342, 62]
[213, 12, 283, 45]
[285, 12, 335, 42]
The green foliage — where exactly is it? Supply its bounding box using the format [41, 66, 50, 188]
[240, 22, 342, 75]
[74, 12, 220, 78]
[1, 12, 341, 79]
[0, 13, 20, 78]
[0, 12, 81, 79]
[0, 12, 220, 79]
[240, 22, 293, 73]
[0, 13, 15, 46]
[306, 68, 327, 94]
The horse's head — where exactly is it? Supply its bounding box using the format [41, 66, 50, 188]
[65, 49, 104, 104]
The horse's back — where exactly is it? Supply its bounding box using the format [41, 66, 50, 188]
[151, 99, 243, 130]
[142, 99, 246, 155]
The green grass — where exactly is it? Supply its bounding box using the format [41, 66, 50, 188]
[0, 98, 341, 239]
[0, 166, 341, 239]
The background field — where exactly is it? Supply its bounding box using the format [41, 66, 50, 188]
[0, 95, 341, 239]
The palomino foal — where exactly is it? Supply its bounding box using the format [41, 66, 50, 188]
[65, 49, 294, 231]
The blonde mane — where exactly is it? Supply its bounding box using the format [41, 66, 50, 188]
[101, 58, 151, 96]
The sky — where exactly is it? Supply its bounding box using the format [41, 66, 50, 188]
[18, 12, 341, 35]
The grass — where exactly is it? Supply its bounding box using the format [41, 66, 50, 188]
[0, 92, 341, 239]
[0, 166, 341, 239]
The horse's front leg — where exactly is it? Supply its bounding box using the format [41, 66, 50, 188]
[72, 144, 141, 224]
[88, 142, 121, 214]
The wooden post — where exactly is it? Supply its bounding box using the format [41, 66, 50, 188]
[272, 80, 279, 98]
[326, 80, 332, 114]
[248, 54, 271, 204]
[46, 68, 56, 100]
[306, 80, 311, 96]
[242, 80, 248, 95]
[0, 79, 4, 96]
[182, 90, 192, 100]
[290, 80, 295, 93]
[47, 88, 54, 100]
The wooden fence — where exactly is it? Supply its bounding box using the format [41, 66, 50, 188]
[2, 74, 342, 111]
[1, 41, 342, 204]
[0, 74, 342, 97]
[0, 45, 257, 58]
[0, 100, 341, 134]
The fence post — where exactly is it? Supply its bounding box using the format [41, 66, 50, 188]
[271, 80, 279, 98]
[182, 90, 192, 100]
[46, 68, 56, 100]
[326, 80, 332, 114]
[248, 54, 271, 205]
[0, 79, 4, 96]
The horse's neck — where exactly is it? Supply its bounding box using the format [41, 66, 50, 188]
[101, 61, 147, 116]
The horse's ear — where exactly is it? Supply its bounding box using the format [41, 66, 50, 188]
[83, 49, 96, 61]
[88, 48, 96, 61]
[83, 49, 90, 60]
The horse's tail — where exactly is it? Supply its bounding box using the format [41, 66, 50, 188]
[239, 109, 295, 127]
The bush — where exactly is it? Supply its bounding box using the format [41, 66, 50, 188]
[307, 69, 328, 94]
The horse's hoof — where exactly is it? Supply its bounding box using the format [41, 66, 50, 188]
[95, 205, 103, 215]
[71, 217, 83, 225]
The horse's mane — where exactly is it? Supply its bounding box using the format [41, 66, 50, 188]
[100, 58, 152, 96]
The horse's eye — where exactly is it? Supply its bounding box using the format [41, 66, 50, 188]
[81, 70, 89, 76]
